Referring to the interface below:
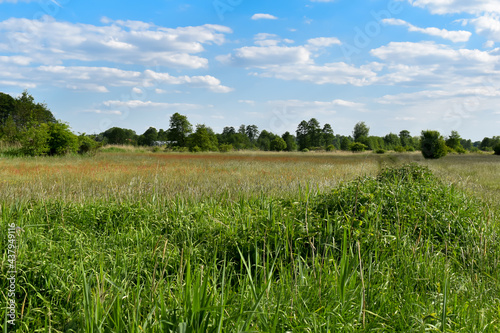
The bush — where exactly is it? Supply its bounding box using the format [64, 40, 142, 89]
[19, 123, 50, 156]
[190, 145, 201, 153]
[47, 122, 79, 156]
[350, 142, 367, 152]
[219, 144, 233, 153]
[375, 149, 386, 154]
[270, 137, 287, 151]
[301, 148, 309, 153]
[394, 145, 406, 152]
[326, 144, 335, 152]
[78, 135, 101, 155]
[421, 130, 447, 159]
[405, 146, 415, 152]
[494, 143, 500, 155]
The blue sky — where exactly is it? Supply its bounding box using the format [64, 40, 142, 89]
[1, 0, 499, 141]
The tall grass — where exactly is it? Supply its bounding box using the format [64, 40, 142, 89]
[1, 158, 499, 332]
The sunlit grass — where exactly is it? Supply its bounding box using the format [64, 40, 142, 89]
[0, 151, 499, 332]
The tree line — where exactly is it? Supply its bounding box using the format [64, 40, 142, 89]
[1, 91, 499, 158]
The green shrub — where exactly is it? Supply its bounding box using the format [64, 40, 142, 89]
[78, 135, 101, 155]
[301, 148, 309, 152]
[421, 130, 447, 159]
[219, 144, 233, 153]
[405, 146, 415, 152]
[326, 144, 335, 152]
[190, 145, 201, 153]
[19, 123, 50, 156]
[47, 122, 78, 155]
[375, 149, 386, 154]
[350, 142, 367, 152]
[494, 143, 500, 155]
[394, 145, 406, 152]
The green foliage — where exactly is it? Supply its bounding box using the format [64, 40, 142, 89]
[0, 115, 19, 143]
[1, 164, 498, 331]
[394, 145, 406, 152]
[494, 143, 500, 155]
[326, 144, 335, 152]
[47, 122, 79, 156]
[270, 136, 287, 151]
[353, 121, 369, 142]
[421, 130, 448, 159]
[375, 149, 386, 154]
[340, 136, 352, 150]
[445, 130, 465, 153]
[281, 131, 297, 151]
[138, 127, 158, 146]
[168, 112, 193, 147]
[350, 141, 367, 152]
[78, 135, 101, 155]
[19, 122, 50, 156]
[301, 148, 309, 152]
[187, 124, 218, 152]
[219, 143, 233, 152]
[101, 127, 137, 145]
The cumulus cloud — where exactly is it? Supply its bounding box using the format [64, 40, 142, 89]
[102, 100, 201, 110]
[251, 13, 278, 20]
[405, 0, 500, 15]
[382, 18, 471, 42]
[0, 16, 232, 68]
[217, 45, 312, 67]
[463, 14, 500, 42]
[0, 64, 233, 93]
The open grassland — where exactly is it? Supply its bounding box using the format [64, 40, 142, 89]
[1, 151, 499, 332]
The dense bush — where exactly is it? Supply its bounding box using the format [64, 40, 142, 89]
[19, 122, 50, 156]
[421, 130, 447, 159]
[494, 143, 500, 155]
[219, 143, 233, 152]
[350, 142, 367, 152]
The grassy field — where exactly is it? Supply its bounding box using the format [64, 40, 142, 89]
[1, 149, 499, 332]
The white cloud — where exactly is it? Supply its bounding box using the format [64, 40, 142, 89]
[251, 13, 278, 20]
[306, 37, 342, 48]
[0, 16, 232, 69]
[217, 45, 312, 68]
[464, 14, 500, 42]
[238, 100, 256, 105]
[0, 64, 233, 93]
[382, 18, 471, 43]
[406, 0, 500, 15]
[102, 100, 204, 110]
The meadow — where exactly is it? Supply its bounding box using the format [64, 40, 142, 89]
[1, 149, 499, 332]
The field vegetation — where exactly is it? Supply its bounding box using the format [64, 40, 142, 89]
[1, 150, 499, 332]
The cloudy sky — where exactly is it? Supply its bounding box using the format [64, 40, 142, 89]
[1, 0, 499, 140]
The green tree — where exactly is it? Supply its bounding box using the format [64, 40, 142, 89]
[138, 127, 158, 146]
[399, 130, 412, 147]
[14, 90, 56, 126]
[282, 131, 297, 151]
[187, 124, 218, 152]
[384, 133, 401, 150]
[168, 113, 192, 147]
[322, 124, 334, 148]
[296, 120, 310, 151]
[307, 118, 322, 147]
[353, 121, 369, 142]
[340, 136, 352, 151]
[245, 125, 259, 142]
[256, 130, 275, 151]
[421, 130, 447, 159]
[19, 122, 50, 156]
[445, 131, 464, 152]
[270, 136, 287, 151]
[0, 92, 16, 125]
[47, 122, 79, 155]
[102, 127, 137, 145]
[0, 115, 18, 143]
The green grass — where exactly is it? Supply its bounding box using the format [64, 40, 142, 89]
[1, 152, 499, 332]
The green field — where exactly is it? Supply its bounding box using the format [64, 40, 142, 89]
[1, 150, 499, 332]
